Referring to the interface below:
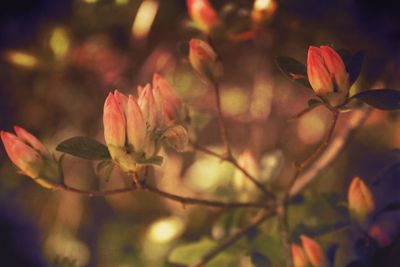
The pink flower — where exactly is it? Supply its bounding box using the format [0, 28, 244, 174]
[348, 176, 375, 223]
[300, 235, 325, 267]
[1, 126, 61, 189]
[307, 45, 349, 106]
[103, 91, 126, 149]
[186, 0, 219, 33]
[189, 38, 223, 84]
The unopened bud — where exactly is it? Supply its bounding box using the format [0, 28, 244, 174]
[307, 45, 349, 107]
[291, 243, 309, 267]
[348, 176, 375, 223]
[300, 235, 325, 267]
[189, 38, 223, 84]
[186, 0, 219, 34]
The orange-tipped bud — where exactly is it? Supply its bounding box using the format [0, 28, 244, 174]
[307, 45, 349, 106]
[138, 84, 158, 130]
[1, 127, 60, 189]
[291, 243, 309, 267]
[300, 235, 325, 267]
[103, 92, 126, 150]
[348, 176, 375, 223]
[189, 38, 223, 84]
[186, 0, 219, 34]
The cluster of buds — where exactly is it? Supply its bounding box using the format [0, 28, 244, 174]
[103, 74, 188, 172]
[186, 0, 219, 34]
[292, 235, 326, 267]
[1, 127, 60, 189]
[347, 176, 375, 224]
[307, 45, 350, 107]
[189, 38, 223, 84]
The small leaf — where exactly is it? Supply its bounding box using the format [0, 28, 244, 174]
[162, 125, 189, 152]
[351, 89, 400, 110]
[337, 49, 365, 85]
[275, 56, 312, 89]
[136, 155, 163, 166]
[96, 160, 114, 182]
[56, 136, 111, 160]
[250, 251, 271, 267]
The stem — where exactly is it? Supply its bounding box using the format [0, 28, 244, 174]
[277, 202, 293, 267]
[213, 82, 232, 158]
[53, 181, 268, 209]
[191, 141, 275, 200]
[190, 210, 275, 267]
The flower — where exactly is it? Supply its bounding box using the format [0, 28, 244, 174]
[186, 0, 219, 34]
[291, 243, 309, 267]
[103, 75, 188, 172]
[1, 126, 60, 189]
[300, 235, 325, 267]
[189, 38, 223, 84]
[307, 45, 349, 106]
[348, 176, 375, 223]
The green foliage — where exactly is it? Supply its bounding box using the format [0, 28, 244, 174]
[56, 136, 111, 160]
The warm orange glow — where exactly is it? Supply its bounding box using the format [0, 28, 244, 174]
[50, 27, 69, 59]
[131, 0, 159, 40]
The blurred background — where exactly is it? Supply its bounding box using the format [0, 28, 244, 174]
[1, 0, 400, 266]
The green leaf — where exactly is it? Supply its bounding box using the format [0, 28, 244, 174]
[96, 160, 114, 182]
[351, 89, 400, 110]
[337, 49, 365, 85]
[275, 56, 312, 90]
[56, 136, 111, 160]
[168, 238, 239, 267]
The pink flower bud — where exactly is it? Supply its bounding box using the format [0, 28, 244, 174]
[307, 45, 349, 106]
[138, 84, 158, 130]
[291, 243, 309, 267]
[1, 131, 43, 178]
[348, 176, 375, 223]
[187, 0, 218, 33]
[300, 235, 325, 267]
[152, 73, 183, 125]
[127, 95, 146, 152]
[103, 92, 126, 149]
[14, 125, 50, 158]
[189, 38, 223, 84]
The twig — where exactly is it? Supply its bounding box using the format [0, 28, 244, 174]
[289, 106, 371, 197]
[191, 141, 275, 200]
[190, 209, 275, 267]
[213, 82, 232, 158]
[53, 181, 269, 209]
[276, 202, 293, 267]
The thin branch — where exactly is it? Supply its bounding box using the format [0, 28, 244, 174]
[289, 106, 371, 197]
[53, 181, 269, 209]
[190, 209, 275, 267]
[213, 82, 232, 157]
[191, 141, 276, 200]
[276, 202, 293, 267]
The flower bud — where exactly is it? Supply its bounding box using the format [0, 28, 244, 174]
[348, 176, 375, 223]
[189, 38, 223, 84]
[233, 150, 259, 200]
[1, 127, 60, 189]
[152, 73, 183, 125]
[127, 95, 146, 153]
[103, 92, 126, 150]
[291, 243, 309, 267]
[307, 45, 349, 106]
[186, 0, 219, 34]
[138, 84, 158, 130]
[300, 235, 325, 267]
